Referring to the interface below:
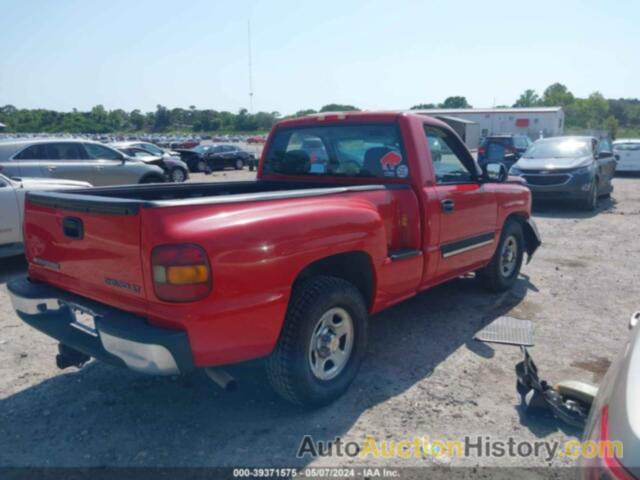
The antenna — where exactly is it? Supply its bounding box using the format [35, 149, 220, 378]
[248, 20, 254, 113]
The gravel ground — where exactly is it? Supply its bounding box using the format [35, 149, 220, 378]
[1, 171, 639, 476]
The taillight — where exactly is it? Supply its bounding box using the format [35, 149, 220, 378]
[151, 244, 212, 302]
[583, 406, 635, 480]
[478, 147, 486, 155]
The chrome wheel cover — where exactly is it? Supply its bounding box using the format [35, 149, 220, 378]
[308, 307, 354, 381]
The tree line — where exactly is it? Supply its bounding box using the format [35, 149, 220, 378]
[1, 85, 638, 137]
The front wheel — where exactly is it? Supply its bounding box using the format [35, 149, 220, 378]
[234, 158, 244, 170]
[266, 276, 368, 407]
[477, 220, 524, 292]
[581, 179, 598, 211]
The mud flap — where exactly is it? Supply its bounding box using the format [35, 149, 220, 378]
[522, 218, 541, 264]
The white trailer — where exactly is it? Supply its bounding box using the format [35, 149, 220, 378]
[415, 107, 564, 148]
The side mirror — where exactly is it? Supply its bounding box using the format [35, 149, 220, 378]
[484, 162, 508, 182]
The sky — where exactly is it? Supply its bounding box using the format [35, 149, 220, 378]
[1, 0, 638, 115]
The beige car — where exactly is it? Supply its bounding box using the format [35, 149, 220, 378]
[0, 138, 166, 186]
[0, 173, 91, 258]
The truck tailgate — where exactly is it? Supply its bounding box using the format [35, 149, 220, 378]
[23, 195, 148, 316]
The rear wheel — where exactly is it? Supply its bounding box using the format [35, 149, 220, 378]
[477, 220, 524, 292]
[170, 167, 186, 183]
[266, 276, 368, 407]
[197, 159, 207, 172]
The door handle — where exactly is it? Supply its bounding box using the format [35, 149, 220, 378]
[441, 199, 455, 213]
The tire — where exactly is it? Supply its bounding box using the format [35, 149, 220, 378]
[234, 158, 244, 170]
[266, 276, 368, 407]
[581, 179, 598, 211]
[197, 159, 207, 172]
[139, 175, 164, 184]
[477, 219, 524, 292]
[170, 168, 186, 183]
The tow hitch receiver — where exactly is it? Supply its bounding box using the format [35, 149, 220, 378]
[55, 343, 90, 370]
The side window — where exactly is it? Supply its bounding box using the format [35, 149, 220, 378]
[84, 143, 122, 160]
[597, 139, 612, 153]
[424, 126, 474, 184]
[514, 136, 529, 149]
[46, 143, 87, 160]
[14, 144, 47, 160]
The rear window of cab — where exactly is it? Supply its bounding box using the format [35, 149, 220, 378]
[263, 124, 409, 179]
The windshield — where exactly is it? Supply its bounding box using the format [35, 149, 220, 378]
[264, 124, 408, 179]
[523, 138, 591, 159]
[191, 145, 212, 154]
[142, 143, 164, 155]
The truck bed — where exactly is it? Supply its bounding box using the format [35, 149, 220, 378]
[26, 180, 389, 214]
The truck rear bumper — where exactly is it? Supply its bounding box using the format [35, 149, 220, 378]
[8, 276, 194, 376]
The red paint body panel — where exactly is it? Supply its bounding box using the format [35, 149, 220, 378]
[22, 112, 533, 367]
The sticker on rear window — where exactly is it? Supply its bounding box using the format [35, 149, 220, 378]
[396, 164, 409, 178]
[380, 151, 403, 177]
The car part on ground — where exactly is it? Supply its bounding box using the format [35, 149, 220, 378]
[475, 316, 595, 429]
[516, 347, 594, 428]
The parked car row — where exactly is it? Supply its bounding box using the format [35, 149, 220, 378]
[110, 141, 190, 183]
[0, 139, 167, 186]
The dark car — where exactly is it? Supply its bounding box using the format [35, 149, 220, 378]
[509, 136, 616, 210]
[478, 134, 532, 168]
[116, 146, 190, 182]
[204, 144, 256, 171]
[175, 145, 216, 172]
[178, 144, 256, 172]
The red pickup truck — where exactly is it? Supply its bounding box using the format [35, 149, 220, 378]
[9, 112, 540, 406]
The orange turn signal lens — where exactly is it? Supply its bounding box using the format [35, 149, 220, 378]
[166, 265, 209, 285]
